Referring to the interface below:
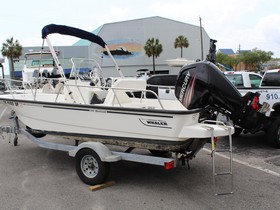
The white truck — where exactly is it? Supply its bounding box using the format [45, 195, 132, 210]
[224, 71, 263, 88]
[225, 70, 280, 117]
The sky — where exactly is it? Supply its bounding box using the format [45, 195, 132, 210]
[1, 0, 280, 67]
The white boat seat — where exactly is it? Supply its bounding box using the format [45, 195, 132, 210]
[42, 69, 49, 77]
[103, 79, 146, 106]
[54, 82, 64, 94]
[33, 69, 40, 78]
[42, 83, 54, 93]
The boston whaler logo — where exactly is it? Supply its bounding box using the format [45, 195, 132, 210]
[139, 118, 170, 128]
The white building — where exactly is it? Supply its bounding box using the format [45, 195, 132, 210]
[15, 16, 211, 78]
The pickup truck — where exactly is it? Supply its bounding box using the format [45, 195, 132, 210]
[224, 71, 262, 88]
[225, 69, 280, 117]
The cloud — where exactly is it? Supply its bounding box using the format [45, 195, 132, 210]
[255, 14, 280, 43]
[1, 0, 279, 57]
[242, 14, 280, 56]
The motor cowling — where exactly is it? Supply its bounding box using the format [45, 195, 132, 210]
[174, 61, 271, 133]
[175, 61, 243, 112]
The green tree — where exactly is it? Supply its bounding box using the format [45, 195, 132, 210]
[241, 51, 256, 70]
[241, 49, 273, 71]
[174, 35, 189, 58]
[216, 52, 228, 64]
[252, 48, 273, 71]
[1, 37, 22, 79]
[144, 38, 163, 74]
[216, 52, 238, 70]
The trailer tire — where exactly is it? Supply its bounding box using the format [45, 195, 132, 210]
[13, 136, 18, 146]
[76, 148, 110, 185]
[267, 119, 280, 148]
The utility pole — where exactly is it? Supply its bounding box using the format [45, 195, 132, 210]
[199, 16, 204, 61]
[238, 44, 241, 54]
[238, 44, 241, 71]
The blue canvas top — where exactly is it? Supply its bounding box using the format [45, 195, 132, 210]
[42, 24, 106, 48]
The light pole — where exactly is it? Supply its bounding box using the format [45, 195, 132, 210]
[199, 16, 204, 61]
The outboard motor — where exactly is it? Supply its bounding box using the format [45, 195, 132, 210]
[175, 61, 271, 134]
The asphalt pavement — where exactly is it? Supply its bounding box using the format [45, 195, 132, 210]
[0, 105, 280, 210]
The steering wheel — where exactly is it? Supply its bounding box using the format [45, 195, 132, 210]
[90, 68, 105, 86]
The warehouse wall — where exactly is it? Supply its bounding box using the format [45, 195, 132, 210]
[90, 16, 210, 77]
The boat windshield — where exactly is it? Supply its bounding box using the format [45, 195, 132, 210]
[28, 59, 54, 68]
[69, 58, 103, 81]
[25, 53, 55, 68]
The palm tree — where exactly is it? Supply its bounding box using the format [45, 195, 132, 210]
[1, 37, 22, 79]
[174, 35, 189, 58]
[144, 38, 163, 75]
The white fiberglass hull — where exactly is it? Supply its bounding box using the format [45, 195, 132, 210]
[3, 96, 198, 141]
[0, 94, 232, 151]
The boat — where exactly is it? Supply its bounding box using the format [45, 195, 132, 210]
[0, 24, 233, 154]
[22, 51, 60, 85]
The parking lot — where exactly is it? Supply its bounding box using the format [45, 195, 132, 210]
[0, 105, 280, 210]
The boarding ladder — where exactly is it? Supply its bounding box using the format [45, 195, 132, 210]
[203, 121, 234, 195]
[211, 124, 233, 195]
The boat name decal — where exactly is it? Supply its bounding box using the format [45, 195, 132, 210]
[140, 119, 169, 128]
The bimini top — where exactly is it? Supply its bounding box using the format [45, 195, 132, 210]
[41, 24, 106, 48]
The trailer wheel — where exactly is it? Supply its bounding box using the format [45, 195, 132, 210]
[13, 136, 18, 146]
[267, 119, 280, 148]
[75, 148, 110, 185]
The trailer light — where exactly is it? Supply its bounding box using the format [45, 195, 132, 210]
[214, 137, 218, 143]
[164, 160, 174, 170]
[251, 96, 259, 111]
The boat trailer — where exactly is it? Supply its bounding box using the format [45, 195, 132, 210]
[0, 108, 234, 195]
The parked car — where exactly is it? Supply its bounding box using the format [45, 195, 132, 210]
[261, 69, 280, 86]
[221, 70, 280, 117]
[224, 71, 262, 88]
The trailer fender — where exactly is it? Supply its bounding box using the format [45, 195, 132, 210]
[68, 142, 121, 162]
